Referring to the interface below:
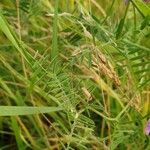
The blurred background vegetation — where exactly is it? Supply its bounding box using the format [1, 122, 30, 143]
[0, 0, 150, 149]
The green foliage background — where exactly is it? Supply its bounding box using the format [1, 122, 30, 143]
[0, 0, 150, 149]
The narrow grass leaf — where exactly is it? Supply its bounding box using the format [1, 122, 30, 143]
[0, 106, 62, 116]
[11, 117, 24, 150]
[0, 13, 29, 63]
[132, 0, 150, 17]
[51, 0, 59, 61]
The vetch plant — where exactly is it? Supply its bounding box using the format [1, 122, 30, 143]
[0, 0, 149, 149]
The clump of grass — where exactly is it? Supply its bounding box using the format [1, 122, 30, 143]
[0, 0, 150, 149]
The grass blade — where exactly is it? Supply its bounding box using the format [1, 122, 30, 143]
[0, 13, 29, 63]
[132, 0, 150, 17]
[0, 106, 62, 116]
[51, 0, 59, 61]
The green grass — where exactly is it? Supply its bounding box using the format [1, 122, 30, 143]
[0, 0, 150, 149]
